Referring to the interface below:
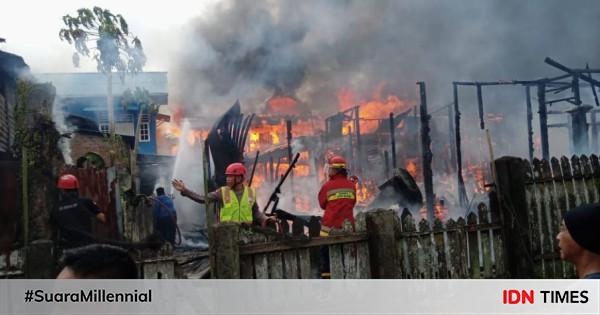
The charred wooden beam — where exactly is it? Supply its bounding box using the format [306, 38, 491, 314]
[286, 119, 294, 187]
[572, 74, 581, 105]
[587, 63, 600, 107]
[448, 105, 456, 173]
[453, 83, 468, 207]
[477, 84, 485, 129]
[592, 111, 599, 152]
[545, 96, 576, 106]
[537, 83, 550, 161]
[389, 113, 397, 169]
[545, 57, 600, 88]
[567, 105, 592, 155]
[354, 106, 363, 175]
[418, 82, 435, 223]
[526, 86, 534, 161]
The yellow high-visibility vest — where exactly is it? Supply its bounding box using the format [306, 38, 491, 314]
[219, 186, 256, 223]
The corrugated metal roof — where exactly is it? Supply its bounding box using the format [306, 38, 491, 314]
[34, 72, 167, 97]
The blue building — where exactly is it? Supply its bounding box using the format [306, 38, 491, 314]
[35, 72, 168, 156]
[36, 72, 175, 195]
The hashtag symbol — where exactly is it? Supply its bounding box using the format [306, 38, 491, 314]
[24, 290, 33, 302]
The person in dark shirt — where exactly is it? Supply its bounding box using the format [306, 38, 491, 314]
[556, 203, 600, 279]
[56, 244, 138, 279]
[152, 187, 177, 244]
[52, 174, 106, 247]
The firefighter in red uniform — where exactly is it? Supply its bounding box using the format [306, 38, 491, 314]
[318, 155, 357, 230]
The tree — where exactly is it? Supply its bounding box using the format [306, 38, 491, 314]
[59, 7, 146, 134]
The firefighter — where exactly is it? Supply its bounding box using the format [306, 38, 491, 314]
[318, 155, 357, 231]
[152, 187, 177, 244]
[52, 174, 106, 247]
[556, 203, 600, 279]
[171, 162, 273, 226]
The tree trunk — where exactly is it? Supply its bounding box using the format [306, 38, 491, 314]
[107, 71, 115, 135]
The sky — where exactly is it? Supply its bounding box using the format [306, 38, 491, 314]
[0, 0, 217, 73]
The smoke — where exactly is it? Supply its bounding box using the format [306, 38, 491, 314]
[50, 98, 73, 165]
[172, 0, 600, 113]
[168, 0, 600, 217]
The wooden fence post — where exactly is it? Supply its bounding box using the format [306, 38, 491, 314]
[213, 223, 240, 279]
[365, 209, 401, 278]
[493, 156, 534, 277]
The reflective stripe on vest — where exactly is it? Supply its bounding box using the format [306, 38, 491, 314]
[219, 186, 255, 223]
[326, 188, 356, 201]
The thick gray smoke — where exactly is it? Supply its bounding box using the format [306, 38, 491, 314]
[170, 0, 600, 217]
[172, 0, 600, 118]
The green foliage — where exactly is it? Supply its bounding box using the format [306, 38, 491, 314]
[103, 132, 130, 166]
[13, 81, 63, 168]
[59, 6, 146, 75]
[120, 87, 160, 114]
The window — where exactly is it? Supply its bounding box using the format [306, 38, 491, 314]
[139, 114, 150, 142]
[98, 112, 109, 134]
[99, 123, 109, 134]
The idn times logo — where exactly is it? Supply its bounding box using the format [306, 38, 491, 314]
[502, 289, 589, 304]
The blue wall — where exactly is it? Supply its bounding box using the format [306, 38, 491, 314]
[62, 96, 158, 155]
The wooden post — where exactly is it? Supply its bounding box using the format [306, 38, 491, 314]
[591, 111, 598, 153]
[477, 84, 485, 129]
[526, 86, 534, 161]
[347, 126, 354, 170]
[493, 157, 534, 277]
[354, 106, 362, 175]
[285, 119, 294, 192]
[538, 83, 550, 161]
[212, 223, 240, 278]
[453, 83, 468, 207]
[365, 209, 401, 278]
[448, 105, 457, 173]
[567, 106, 592, 155]
[21, 146, 29, 246]
[389, 113, 397, 169]
[418, 82, 434, 223]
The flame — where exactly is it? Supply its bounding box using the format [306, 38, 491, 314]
[157, 120, 209, 155]
[338, 83, 413, 135]
[356, 179, 378, 206]
[485, 112, 503, 123]
[464, 163, 489, 195]
[405, 159, 418, 178]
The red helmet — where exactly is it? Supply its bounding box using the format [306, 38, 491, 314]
[328, 155, 347, 169]
[58, 174, 79, 189]
[225, 162, 247, 177]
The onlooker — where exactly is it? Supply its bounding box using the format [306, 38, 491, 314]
[556, 203, 600, 279]
[56, 244, 138, 279]
[152, 187, 177, 244]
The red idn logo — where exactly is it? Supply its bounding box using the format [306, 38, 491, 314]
[503, 290, 535, 304]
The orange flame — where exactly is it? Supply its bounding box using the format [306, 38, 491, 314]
[405, 159, 418, 179]
[338, 83, 413, 135]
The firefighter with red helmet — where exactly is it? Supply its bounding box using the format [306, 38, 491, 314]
[172, 162, 273, 226]
[53, 174, 106, 247]
[318, 155, 357, 230]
